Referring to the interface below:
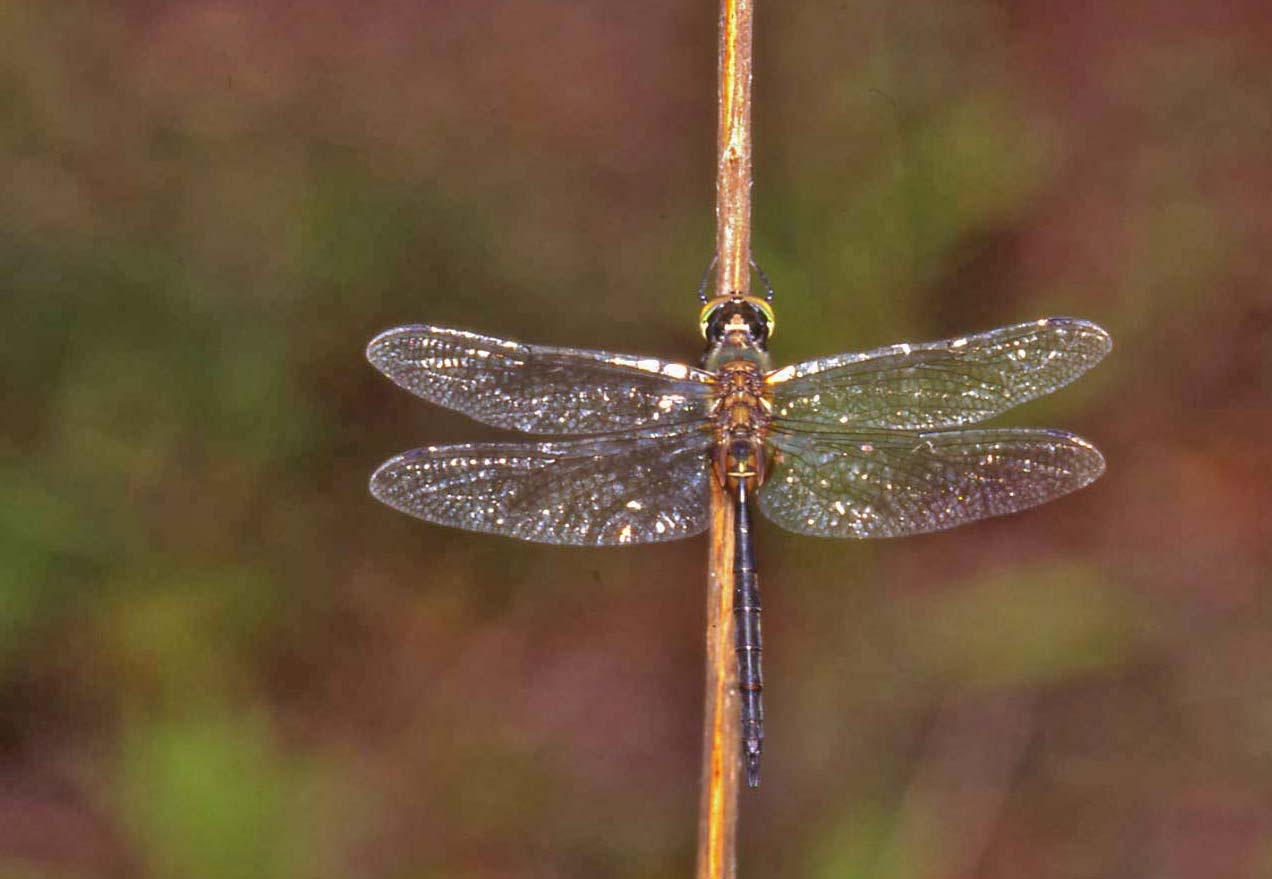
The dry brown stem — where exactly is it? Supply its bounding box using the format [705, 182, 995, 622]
[696, 1, 754, 878]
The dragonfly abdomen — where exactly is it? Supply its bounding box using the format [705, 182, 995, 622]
[733, 480, 764, 787]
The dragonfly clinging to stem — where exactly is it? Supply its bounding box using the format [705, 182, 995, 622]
[367, 275, 1111, 787]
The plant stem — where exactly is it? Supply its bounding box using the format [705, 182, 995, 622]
[697, 478, 741, 879]
[714, 0, 754, 300]
[697, 2, 753, 877]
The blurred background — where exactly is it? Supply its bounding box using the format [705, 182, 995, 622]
[2, 1, 1270, 877]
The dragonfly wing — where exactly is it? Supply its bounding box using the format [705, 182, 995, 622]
[368, 325, 714, 434]
[758, 427, 1105, 539]
[768, 318, 1111, 430]
[370, 425, 713, 546]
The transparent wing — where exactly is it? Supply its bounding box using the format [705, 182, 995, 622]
[368, 325, 714, 434]
[768, 318, 1111, 430]
[759, 427, 1105, 539]
[370, 424, 713, 546]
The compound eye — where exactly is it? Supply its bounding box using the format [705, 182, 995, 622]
[699, 296, 775, 342]
[752, 298, 775, 340]
[698, 301, 720, 340]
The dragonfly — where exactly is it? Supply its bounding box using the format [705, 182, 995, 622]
[367, 293, 1111, 787]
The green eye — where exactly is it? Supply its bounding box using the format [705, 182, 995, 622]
[698, 300, 719, 339]
[752, 298, 776, 339]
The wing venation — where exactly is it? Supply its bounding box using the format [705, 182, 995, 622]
[769, 318, 1111, 430]
[368, 325, 714, 434]
[370, 425, 712, 546]
[758, 427, 1105, 539]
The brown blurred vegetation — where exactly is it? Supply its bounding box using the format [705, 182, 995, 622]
[1, 1, 1270, 877]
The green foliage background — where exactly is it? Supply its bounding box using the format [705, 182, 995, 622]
[2, 2, 1269, 877]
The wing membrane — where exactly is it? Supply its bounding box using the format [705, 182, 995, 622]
[368, 325, 714, 434]
[768, 318, 1111, 430]
[759, 427, 1105, 539]
[370, 425, 712, 546]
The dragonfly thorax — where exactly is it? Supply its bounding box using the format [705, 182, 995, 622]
[711, 359, 772, 490]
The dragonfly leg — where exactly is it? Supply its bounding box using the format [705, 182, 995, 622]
[696, 254, 719, 303]
[748, 256, 776, 302]
[733, 481, 764, 787]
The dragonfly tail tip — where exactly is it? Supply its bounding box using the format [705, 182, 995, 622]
[744, 751, 762, 788]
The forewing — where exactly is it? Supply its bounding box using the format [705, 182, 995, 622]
[759, 427, 1105, 539]
[368, 325, 714, 434]
[768, 318, 1111, 430]
[370, 425, 713, 546]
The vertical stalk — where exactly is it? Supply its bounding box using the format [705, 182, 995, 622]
[697, 2, 754, 878]
[697, 477, 741, 879]
[714, 0, 754, 301]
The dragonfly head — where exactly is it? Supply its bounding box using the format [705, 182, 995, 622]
[699, 296, 775, 348]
